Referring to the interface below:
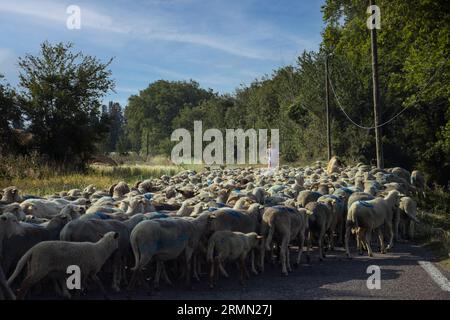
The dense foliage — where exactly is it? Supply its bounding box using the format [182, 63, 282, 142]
[122, 0, 449, 184]
[0, 1, 448, 185]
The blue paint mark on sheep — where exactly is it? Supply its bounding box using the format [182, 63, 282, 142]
[227, 210, 243, 218]
[340, 187, 354, 194]
[94, 212, 111, 220]
[144, 212, 168, 220]
[144, 193, 154, 200]
[216, 202, 228, 208]
[358, 201, 374, 208]
[208, 207, 218, 212]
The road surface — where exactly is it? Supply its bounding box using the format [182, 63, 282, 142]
[89, 242, 450, 300]
[24, 242, 450, 300]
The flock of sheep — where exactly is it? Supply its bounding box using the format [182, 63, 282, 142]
[0, 157, 425, 300]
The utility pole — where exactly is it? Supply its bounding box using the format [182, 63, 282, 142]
[325, 55, 331, 161]
[369, 0, 384, 168]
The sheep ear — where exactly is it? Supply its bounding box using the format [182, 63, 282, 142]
[113, 232, 119, 239]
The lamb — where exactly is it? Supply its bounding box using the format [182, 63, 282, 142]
[59, 218, 132, 292]
[207, 231, 262, 288]
[345, 190, 401, 258]
[304, 202, 333, 261]
[2, 212, 72, 276]
[8, 231, 120, 300]
[260, 206, 308, 275]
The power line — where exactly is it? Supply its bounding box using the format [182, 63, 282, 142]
[329, 54, 450, 130]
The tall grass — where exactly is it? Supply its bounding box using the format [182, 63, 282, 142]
[0, 153, 184, 196]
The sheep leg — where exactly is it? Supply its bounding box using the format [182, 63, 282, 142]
[239, 257, 245, 286]
[259, 241, 265, 273]
[345, 225, 352, 258]
[209, 259, 215, 288]
[162, 264, 173, 286]
[296, 233, 304, 266]
[218, 258, 229, 278]
[378, 228, 386, 254]
[306, 231, 313, 262]
[192, 255, 200, 282]
[408, 220, 415, 240]
[386, 221, 394, 250]
[154, 261, 162, 290]
[17, 273, 44, 300]
[394, 209, 400, 242]
[365, 230, 374, 257]
[184, 250, 193, 288]
[250, 250, 257, 275]
[318, 230, 326, 261]
[280, 236, 289, 275]
[91, 274, 109, 300]
[0, 268, 15, 300]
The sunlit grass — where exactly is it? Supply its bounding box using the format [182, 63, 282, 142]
[0, 164, 184, 197]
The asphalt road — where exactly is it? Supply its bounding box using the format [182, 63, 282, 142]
[24, 242, 450, 300]
[99, 242, 450, 300]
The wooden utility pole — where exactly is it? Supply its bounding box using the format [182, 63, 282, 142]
[369, 0, 384, 168]
[325, 55, 331, 161]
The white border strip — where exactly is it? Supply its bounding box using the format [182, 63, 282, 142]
[419, 261, 450, 292]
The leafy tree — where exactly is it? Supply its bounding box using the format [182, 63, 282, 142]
[18, 42, 115, 165]
[0, 74, 23, 154]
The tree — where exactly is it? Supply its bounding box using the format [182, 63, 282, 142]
[0, 74, 22, 154]
[18, 42, 115, 166]
[123, 80, 214, 156]
[99, 101, 124, 153]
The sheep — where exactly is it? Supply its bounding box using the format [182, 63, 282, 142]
[260, 206, 308, 275]
[59, 204, 85, 220]
[128, 218, 196, 291]
[396, 196, 419, 240]
[0, 186, 21, 204]
[345, 190, 401, 258]
[207, 231, 262, 288]
[411, 170, 426, 198]
[297, 190, 322, 207]
[304, 202, 333, 261]
[19, 199, 65, 219]
[318, 195, 346, 247]
[2, 212, 72, 277]
[0, 203, 26, 221]
[327, 156, 342, 175]
[0, 265, 15, 300]
[59, 218, 132, 292]
[206, 203, 263, 235]
[109, 181, 130, 199]
[8, 231, 120, 300]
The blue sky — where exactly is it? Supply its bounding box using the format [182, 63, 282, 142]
[0, 0, 325, 106]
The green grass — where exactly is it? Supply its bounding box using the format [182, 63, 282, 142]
[0, 164, 184, 197]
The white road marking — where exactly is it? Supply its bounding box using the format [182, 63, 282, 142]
[419, 261, 450, 292]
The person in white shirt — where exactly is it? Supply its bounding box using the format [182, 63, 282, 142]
[266, 142, 279, 175]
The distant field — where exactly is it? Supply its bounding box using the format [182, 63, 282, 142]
[0, 164, 184, 197]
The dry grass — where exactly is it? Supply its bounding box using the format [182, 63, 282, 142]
[0, 164, 183, 197]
